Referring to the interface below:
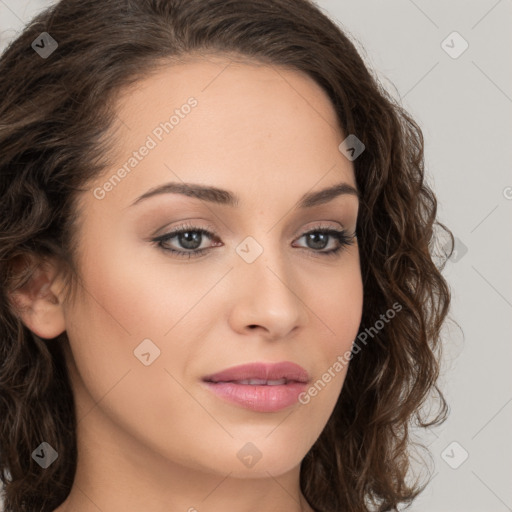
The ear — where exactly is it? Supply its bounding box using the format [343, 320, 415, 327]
[8, 257, 67, 340]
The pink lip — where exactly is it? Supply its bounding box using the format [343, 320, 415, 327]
[202, 361, 310, 413]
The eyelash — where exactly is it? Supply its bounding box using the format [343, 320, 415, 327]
[152, 222, 356, 260]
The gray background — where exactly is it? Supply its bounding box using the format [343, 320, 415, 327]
[1, 1, 511, 510]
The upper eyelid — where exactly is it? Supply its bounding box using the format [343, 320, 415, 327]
[157, 222, 348, 239]
[154, 223, 352, 250]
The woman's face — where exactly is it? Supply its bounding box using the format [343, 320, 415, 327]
[60, 55, 363, 482]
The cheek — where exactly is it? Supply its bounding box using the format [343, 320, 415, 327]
[71, 231, 203, 341]
[63, 228, 219, 415]
[300, 257, 363, 404]
[61, 236, 173, 405]
[310, 262, 363, 396]
[308, 257, 363, 353]
[62, 253, 203, 462]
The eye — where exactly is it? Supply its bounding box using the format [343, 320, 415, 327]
[152, 223, 356, 259]
[292, 227, 356, 258]
[152, 222, 219, 259]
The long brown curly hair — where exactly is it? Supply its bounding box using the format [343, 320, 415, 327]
[0, 0, 453, 510]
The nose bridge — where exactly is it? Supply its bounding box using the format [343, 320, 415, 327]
[236, 232, 292, 292]
[229, 232, 308, 336]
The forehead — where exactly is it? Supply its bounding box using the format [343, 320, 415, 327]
[115, 54, 341, 128]
[87, 55, 355, 212]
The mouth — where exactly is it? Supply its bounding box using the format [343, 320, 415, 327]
[212, 378, 290, 385]
[201, 361, 310, 412]
[202, 361, 310, 384]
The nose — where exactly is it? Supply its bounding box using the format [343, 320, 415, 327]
[227, 243, 309, 341]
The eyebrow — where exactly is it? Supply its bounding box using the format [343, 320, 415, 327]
[129, 180, 359, 209]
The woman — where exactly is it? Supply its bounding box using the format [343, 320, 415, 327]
[0, 0, 453, 510]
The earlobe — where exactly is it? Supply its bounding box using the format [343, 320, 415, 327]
[8, 259, 67, 340]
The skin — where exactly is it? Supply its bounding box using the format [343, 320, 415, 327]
[13, 54, 363, 512]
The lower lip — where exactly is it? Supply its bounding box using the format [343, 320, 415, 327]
[202, 381, 308, 412]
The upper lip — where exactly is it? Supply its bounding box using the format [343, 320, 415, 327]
[202, 361, 310, 384]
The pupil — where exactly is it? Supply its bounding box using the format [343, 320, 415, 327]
[307, 232, 328, 250]
[180, 231, 201, 250]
